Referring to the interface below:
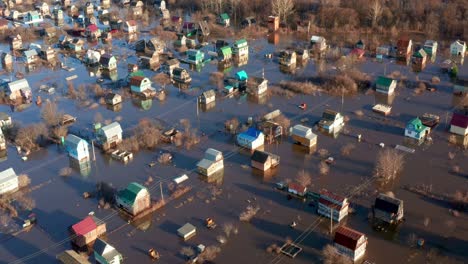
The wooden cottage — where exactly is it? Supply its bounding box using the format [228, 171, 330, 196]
[1, 52, 13, 67]
[97, 122, 123, 149]
[412, 48, 427, 72]
[9, 34, 22, 51]
[70, 215, 106, 248]
[232, 39, 249, 58]
[218, 46, 232, 62]
[39, 46, 56, 62]
[333, 226, 368, 262]
[115, 182, 151, 216]
[236, 128, 265, 150]
[279, 50, 296, 66]
[123, 20, 138, 33]
[186, 49, 204, 65]
[161, 58, 179, 75]
[139, 52, 159, 70]
[93, 238, 123, 264]
[0, 168, 18, 195]
[423, 40, 437, 62]
[217, 13, 230, 27]
[99, 54, 117, 71]
[172, 67, 191, 83]
[246, 76, 268, 96]
[3, 78, 32, 101]
[318, 189, 349, 222]
[310, 35, 327, 54]
[288, 183, 307, 197]
[374, 193, 404, 225]
[23, 49, 39, 64]
[450, 40, 466, 58]
[197, 148, 224, 177]
[404, 118, 430, 141]
[130, 75, 154, 96]
[251, 150, 279, 171]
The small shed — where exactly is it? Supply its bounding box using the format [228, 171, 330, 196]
[450, 40, 466, 57]
[318, 109, 344, 133]
[177, 223, 196, 240]
[172, 67, 191, 83]
[412, 48, 427, 72]
[279, 50, 296, 66]
[267, 16, 279, 32]
[246, 76, 268, 96]
[218, 46, 232, 62]
[130, 76, 153, 94]
[99, 54, 117, 71]
[404, 118, 430, 141]
[374, 193, 404, 224]
[291, 125, 317, 148]
[288, 183, 307, 196]
[197, 148, 224, 176]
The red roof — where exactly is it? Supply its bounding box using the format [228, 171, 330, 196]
[288, 183, 307, 193]
[450, 112, 468, 128]
[127, 20, 137, 26]
[71, 216, 97, 236]
[318, 198, 348, 210]
[397, 39, 410, 48]
[334, 226, 366, 250]
[319, 189, 346, 203]
[350, 48, 365, 58]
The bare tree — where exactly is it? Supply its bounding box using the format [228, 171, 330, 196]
[374, 148, 404, 187]
[180, 246, 195, 259]
[272, 0, 295, 24]
[15, 123, 48, 152]
[322, 244, 352, 264]
[196, 245, 221, 263]
[368, 0, 383, 27]
[18, 174, 31, 189]
[41, 101, 62, 127]
[296, 170, 312, 187]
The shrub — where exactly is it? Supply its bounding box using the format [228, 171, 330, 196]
[374, 148, 404, 187]
[15, 123, 48, 152]
[59, 167, 72, 177]
[341, 143, 356, 156]
[239, 205, 260, 222]
[295, 170, 312, 187]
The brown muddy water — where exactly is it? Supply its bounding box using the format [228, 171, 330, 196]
[0, 28, 467, 264]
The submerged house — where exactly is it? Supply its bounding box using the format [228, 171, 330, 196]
[197, 148, 224, 177]
[23, 49, 39, 64]
[115, 182, 151, 216]
[376, 76, 397, 95]
[291, 124, 317, 148]
[123, 20, 138, 33]
[172, 67, 191, 83]
[449, 111, 468, 136]
[318, 189, 349, 222]
[9, 34, 22, 51]
[251, 150, 280, 171]
[396, 38, 413, 62]
[374, 193, 404, 224]
[99, 54, 117, 71]
[97, 122, 123, 149]
[104, 93, 122, 106]
[93, 238, 123, 264]
[3, 78, 32, 101]
[162, 58, 180, 75]
[333, 226, 368, 262]
[130, 76, 154, 95]
[412, 48, 427, 72]
[1, 52, 13, 67]
[279, 50, 296, 66]
[310, 35, 327, 53]
[218, 46, 232, 62]
[267, 15, 279, 32]
[199, 89, 215, 105]
[288, 182, 307, 197]
[232, 39, 248, 57]
[70, 215, 106, 248]
[450, 40, 466, 57]
[318, 109, 344, 133]
[404, 117, 430, 141]
[0, 168, 18, 195]
[186, 49, 204, 65]
[217, 13, 230, 27]
[246, 76, 268, 96]
[236, 128, 265, 150]
[65, 134, 89, 162]
[423, 40, 437, 61]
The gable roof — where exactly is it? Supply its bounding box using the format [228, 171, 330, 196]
[376, 76, 395, 88]
[65, 134, 87, 149]
[450, 112, 468, 128]
[57, 250, 91, 264]
[334, 226, 365, 250]
[100, 122, 122, 138]
[93, 238, 121, 261]
[130, 75, 149, 87]
[407, 118, 427, 132]
[234, 39, 247, 48]
[7, 79, 31, 93]
[117, 182, 147, 206]
[202, 89, 215, 98]
[236, 70, 248, 81]
[289, 182, 307, 193]
[24, 49, 38, 57]
[251, 150, 269, 163]
[220, 13, 230, 20]
[413, 48, 427, 58]
[71, 216, 97, 236]
[0, 168, 17, 183]
[375, 193, 402, 214]
[204, 148, 222, 161]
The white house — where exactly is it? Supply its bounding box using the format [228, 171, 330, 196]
[97, 122, 123, 149]
[246, 76, 268, 96]
[405, 118, 430, 141]
[334, 226, 367, 262]
[450, 40, 466, 57]
[376, 76, 397, 95]
[318, 109, 344, 133]
[93, 238, 123, 264]
[449, 111, 468, 136]
[317, 189, 349, 222]
[236, 128, 265, 150]
[65, 134, 89, 162]
[197, 148, 224, 177]
[115, 182, 150, 216]
[0, 168, 19, 195]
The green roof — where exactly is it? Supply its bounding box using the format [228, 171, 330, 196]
[220, 13, 230, 20]
[376, 76, 394, 88]
[118, 182, 147, 206]
[408, 118, 427, 132]
[220, 46, 231, 56]
[236, 70, 248, 81]
[234, 39, 247, 47]
[413, 49, 427, 58]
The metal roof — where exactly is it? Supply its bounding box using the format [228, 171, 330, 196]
[65, 134, 87, 149]
[7, 79, 31, 93]
[0, 168, 17, 183]
[100, 122, 122, 138]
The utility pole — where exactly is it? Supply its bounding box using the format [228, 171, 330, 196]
[160, 181, 164, 203]
[330, 208, 333, 234]
[92, 140, 96, 161]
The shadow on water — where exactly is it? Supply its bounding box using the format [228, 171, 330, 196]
[0, 236, 57, 264]
[159, 220, 180, 235]
[34, 208, 80, 243]
[349, 118, 403, 136]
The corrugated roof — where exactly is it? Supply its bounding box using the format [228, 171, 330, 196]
[205, 148, 222, 161]
[334, 226, 365, 250]
[93, 238, 121, 261]
[0, 168, 17, 183]
[319, 189, 346, 203]
[375, 193, 402, 214]
[66, 134, 86, 149]
[100, 122, 122, 138]
[289, 182, 307, 193]
[71, 216, 97, 236]
[376, 76, 394, 88]
[130, 76, 148, 87]
[450, 112, 468, 128]
[117, 182, 147, 206]
[7, 79, 31, 93]
[292, 124, 312, 138]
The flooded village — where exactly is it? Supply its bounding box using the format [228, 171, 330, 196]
[0, 0, 467, 264]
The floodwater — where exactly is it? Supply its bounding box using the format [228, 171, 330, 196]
[0, 22, 467, 264]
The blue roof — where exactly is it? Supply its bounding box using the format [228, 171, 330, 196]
[238, 128, 262, 141]
[236, 70, 248, 81]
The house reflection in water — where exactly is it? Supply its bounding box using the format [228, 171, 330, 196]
[132, 97, 152, 111]
[0, 150, 7, 162]
[199, 170, 224, 186]
[375, 92, 396, 106]
[69, 158, 91, 177]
